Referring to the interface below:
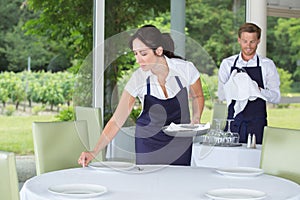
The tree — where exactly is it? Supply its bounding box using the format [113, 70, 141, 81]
[269, 18, 300, 81]
[1, 20, 56, 72]
[0, 0, 70, 72]
[0, 0, 24, 70]
[186, 0, 246, 71]
[25, 0, 94, 62]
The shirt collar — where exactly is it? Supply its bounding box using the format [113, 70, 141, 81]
[238, 52, 258, 65]
[146, 56, 177, 80]
[165, 56, 178, 78]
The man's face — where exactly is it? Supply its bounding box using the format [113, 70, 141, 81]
[238, 32, 260, 60]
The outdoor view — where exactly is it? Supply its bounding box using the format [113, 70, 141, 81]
[1, 1, 300, 157]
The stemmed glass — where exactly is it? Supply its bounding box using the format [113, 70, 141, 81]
[226, 119, 240, 144]
[212, 118, 224, 145]
[224, 119, 234, 145]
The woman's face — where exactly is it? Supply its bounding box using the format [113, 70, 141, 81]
[132, 38, 159, 71]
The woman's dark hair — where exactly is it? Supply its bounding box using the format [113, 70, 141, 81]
[129, 25, 183, 59]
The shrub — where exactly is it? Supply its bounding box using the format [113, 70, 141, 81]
[55, 106, 75, 121]
[32, 105, 46, 115]
[5, 105, 16, 116]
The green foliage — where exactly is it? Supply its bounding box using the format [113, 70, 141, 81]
[200, 70, 219, 102]
[4, 105, 15, 116]
[277, 67, 293, 93]
[55, 106, 75, 121]
[186, 0, 245, 68]
[25, 0, 94, 60]
[47, 54, 71, 72]
[268, 17, 300, 81]
[32, 105, 46, 115]
[1, 21, 54, 72]
[0, 71, 75, 110]
[0, 0, 24, 70]
[0, 77, 9, 106]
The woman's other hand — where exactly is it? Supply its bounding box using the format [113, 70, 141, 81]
[78, 151, 95, 167]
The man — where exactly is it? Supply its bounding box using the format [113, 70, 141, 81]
[217, 22, 280, 144]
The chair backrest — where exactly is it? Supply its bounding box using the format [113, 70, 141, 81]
[211, 102, 228, 129]
[75, 106, 104, 161]
[0, 151, 20, 200]
[32, 120, 89, 175]
[107, 126, 136, 163]
[260, 126, 300, 184]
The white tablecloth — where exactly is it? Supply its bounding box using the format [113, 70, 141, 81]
[192, 143, 261, 168]
[20, 165, 300, 200]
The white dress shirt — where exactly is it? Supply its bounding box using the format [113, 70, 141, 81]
[218, 53, 281, 104]
[125, 56, 200, 109]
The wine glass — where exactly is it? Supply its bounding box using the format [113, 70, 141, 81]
[224, 119, 234, 145]
[227, 119, 240, 144]
[212, 118, 224, 145]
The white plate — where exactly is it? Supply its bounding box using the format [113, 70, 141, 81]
[205, 188, 266, 200]
[48, 184, 107, 198]
[162, 123, 209, 137]
[216, 167, 264, 177]
[88, 161, 135, 171]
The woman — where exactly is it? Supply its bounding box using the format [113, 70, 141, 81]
[78, 25, 204, 166]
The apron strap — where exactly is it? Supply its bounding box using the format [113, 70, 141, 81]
[146, 76, 151, 95]
[175, 76, 183, 89]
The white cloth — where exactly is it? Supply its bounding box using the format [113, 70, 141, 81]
[20, 165, 300, 200]
[218, 53, 281, 104]
[191, 143, 262, 168]
[165, 122, 210, 132]
[125, 56, 200, 105]
[223, 69, 267, 117]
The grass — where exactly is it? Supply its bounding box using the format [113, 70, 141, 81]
[0, 105, 299, 155]
[0, 115, 56, 155]
[267, 106, 300, 129]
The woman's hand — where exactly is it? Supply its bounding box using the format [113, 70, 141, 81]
[191, 116, 200, 125]
[78, 151, 95, 167]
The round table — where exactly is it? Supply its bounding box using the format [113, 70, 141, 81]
[20, 165, 300, 200]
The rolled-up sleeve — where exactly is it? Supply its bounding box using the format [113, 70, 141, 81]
[260, 59, 281, 104]
[218, 59, 232, 101]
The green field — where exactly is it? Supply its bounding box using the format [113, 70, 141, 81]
[0, 105, 299, 155]
[0, 115, 56, 155]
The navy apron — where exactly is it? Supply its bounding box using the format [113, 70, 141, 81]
[226, 55, 267, 144]
[135, 76, 193, 165]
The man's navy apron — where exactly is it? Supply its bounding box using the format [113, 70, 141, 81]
[135, 76, 193, 165]
[226, 55, 267, 144]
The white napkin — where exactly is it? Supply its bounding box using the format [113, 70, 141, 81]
[165, 122, 210, 132]
[224, 69, 266, 117]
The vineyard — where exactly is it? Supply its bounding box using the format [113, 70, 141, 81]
[0, 71, 76, 116]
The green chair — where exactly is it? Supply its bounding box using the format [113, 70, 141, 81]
[211, 102, 228, 129]
[260, 126, 300, 184]
[32, 120, 89, 175]
[0, 151, 20, 200]
[75, 106, 105, 162]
